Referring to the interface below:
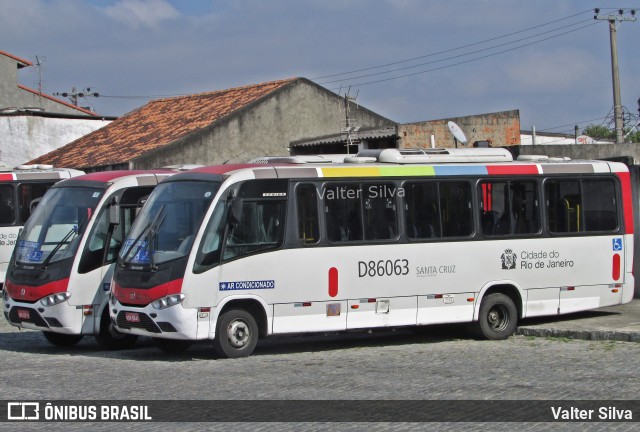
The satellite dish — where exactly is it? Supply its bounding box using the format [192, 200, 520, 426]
[447, 121, 468, 146]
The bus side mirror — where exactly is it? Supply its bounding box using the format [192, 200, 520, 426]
[109, 197, 120, 225]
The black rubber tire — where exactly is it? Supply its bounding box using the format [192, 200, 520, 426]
[42, 331, 83, 347]
[153, 337, 192, 354]
[95, 308, 138, 350]
[474, 293, 517, 340]
[213, 309, 258, 358]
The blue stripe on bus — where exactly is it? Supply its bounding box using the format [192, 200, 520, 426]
[433, 166, 489, 176]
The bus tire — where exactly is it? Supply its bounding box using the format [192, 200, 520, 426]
[42, 331, 83, 347]
[213, 309, 258, 358]
[95, 308, 137, 350]
[153, 338, 192, 354]
[474, 293, 517, 340]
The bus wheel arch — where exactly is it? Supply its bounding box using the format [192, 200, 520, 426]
[213, 299, 267, 358]
[95, 305, 138, 350]
[471, 283, 522, 340]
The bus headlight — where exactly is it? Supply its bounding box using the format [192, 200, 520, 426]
[151, 293, 186, 310]
[109, 292, 117, 306]
[40, 292, 71, 307]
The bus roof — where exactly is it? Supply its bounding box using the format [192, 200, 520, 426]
[52, 170, 176, 189]
[0, 166, 84, 182]
[164, 149, 628, 183]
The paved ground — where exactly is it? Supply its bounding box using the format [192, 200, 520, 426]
[0, 300, 639, 431]
[516, 299, 640, 342]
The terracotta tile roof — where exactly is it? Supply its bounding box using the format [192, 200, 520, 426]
[0, 50, 32, 68]
[30, 78, 299, 169]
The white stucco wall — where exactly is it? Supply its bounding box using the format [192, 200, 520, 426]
[0, 115, 111, 167]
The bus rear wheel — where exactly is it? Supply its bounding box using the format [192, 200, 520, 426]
[474, 293, 517, 340]
[95, 308, 138, 350]
[213, 309, 258, 358]
[42, 331, 83, 347]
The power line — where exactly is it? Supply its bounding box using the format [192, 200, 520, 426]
[325, 21, 599, 90]
[537, 116, 610, 133]
[317, 18, 596, 86]
[312, 8, 600, 81]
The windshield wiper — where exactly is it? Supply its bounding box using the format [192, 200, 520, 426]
[40, 218, 88, 269]
[120, 205, 166, 268]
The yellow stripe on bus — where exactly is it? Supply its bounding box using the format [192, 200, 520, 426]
[321, 165, 436, 178]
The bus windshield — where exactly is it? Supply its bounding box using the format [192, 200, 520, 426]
[15, 187, 104, 266]
[119, 181, 218, 267]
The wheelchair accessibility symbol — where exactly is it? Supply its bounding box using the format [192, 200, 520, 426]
[612, 238, 623, 251]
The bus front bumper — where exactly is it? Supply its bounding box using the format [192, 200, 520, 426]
[110, 301, 200, 340]
[3, 296, 84, 334]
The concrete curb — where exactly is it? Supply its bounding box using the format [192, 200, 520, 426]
[515, 326, 640, 343]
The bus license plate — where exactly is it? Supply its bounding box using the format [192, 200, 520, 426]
[18, 309, 30, 320]
[125, 312, 140, 323]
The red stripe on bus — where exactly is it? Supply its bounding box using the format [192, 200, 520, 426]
[486, 165, 539, 175]
[328, 267, 338, 297]
[613, 253, 621, 281]
[0, 173, 15, 181]
[112, 279, 183, 305]
[5, 278, 70, 302]
[615, 171, 634, 234]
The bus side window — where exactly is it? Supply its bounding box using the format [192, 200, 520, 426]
[296, 184, 320, 245]
[479, 180, 539, 236]
[546, 180, 581, 233]
[440, 182, 473, 237]
[363, 183, 398, 240]
[325, 184, 363, 242]
[18, 182, 53, 223]
[0, 184, 15, 225]
[224, 200, 286, 260]
[404, 182, 440, 239]
[582, 179, 618, 232]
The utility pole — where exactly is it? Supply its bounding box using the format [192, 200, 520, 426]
[595, 8, 636, 143]
[54, 87, 99, 110]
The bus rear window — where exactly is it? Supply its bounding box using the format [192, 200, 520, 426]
[545, 178, 618, 234]
[18, 182, 54, 223]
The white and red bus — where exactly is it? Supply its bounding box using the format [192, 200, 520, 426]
[109, 148, 635, 357]
[0, 165, 84, 290]
[3, 170, 174, 348]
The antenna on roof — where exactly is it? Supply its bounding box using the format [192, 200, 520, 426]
[447, 121, 468, 148]
[34, 56, 43, 96]
[341, 86, 360, 155]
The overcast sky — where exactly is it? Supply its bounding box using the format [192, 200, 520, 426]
[2, 0, 639, 135]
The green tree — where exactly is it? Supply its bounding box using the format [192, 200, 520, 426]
[582, 124, 615, 140]
[582, 124, 640, 143]
[626, 130, 640, 143]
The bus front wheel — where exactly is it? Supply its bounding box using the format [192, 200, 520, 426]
[474, 293, 517, 340]
[95, 308, 138, 350]
[213, 309, 258, 358]
[42, 331, 83, 347]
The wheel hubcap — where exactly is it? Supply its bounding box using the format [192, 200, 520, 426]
[227, 319, 250, 348]
[487, 305, 509, 331]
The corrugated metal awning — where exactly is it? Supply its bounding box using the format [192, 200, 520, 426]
[291, 126, 398, 148]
